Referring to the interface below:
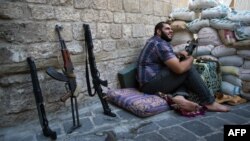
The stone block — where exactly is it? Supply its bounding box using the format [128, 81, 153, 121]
[93, 39, 102, 53]
[123, 0, 139, 13]
[73, 22, 96, 40]
[140, 0, 154, 14]
[81, 9, 99, 22]
[108, 0, 123, 11]
[0, 3, 25, 19]
[66, 41, 84, 54]
[93, 0, 108, 10]
[28, 5, 55, 20]
[74, 0, 92, 8]
[135, 132, 166, 141]
[110, 24, 122, 39]
[26, 0, 46, 3]
[181, 120, 213, 136]
[126, 13, 141, 24]
[122, 24, 132, 38]
[99, 10, 113, 23]
[114, 12, 125, 23]
[145, 25, 154, 36]
[96, 23, 110, 39]
[154, 1, 171, 16]
[132, 24, 145, 37]
[55, 7, 80, 21]
[0, 22, 47, 43]
[117, 40, 130, 49]
[102, 40, 116, 51]
[47, 22, 72, 42]
[50, 0, 73, 6]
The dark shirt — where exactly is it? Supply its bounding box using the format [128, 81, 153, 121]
[137, 36, 176, 86]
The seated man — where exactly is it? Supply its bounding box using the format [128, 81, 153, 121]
[137, 21, 229, 113]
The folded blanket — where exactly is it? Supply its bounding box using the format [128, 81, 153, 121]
[221, 81, 240, 96]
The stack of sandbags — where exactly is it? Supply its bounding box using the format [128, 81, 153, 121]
[237, 50, 250, 100]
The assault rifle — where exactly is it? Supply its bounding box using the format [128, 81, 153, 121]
[27, 57, 57, 140]
[83, 24, 116, 117]
[179, 38, 198, 61]
[46, 25, 81, 133]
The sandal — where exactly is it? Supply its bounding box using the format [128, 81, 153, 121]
[157, 92, 207, 117]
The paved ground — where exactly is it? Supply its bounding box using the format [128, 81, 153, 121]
[1, 97, 250, 141]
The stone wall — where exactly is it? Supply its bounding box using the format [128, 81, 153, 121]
[0, 0, 172, 127]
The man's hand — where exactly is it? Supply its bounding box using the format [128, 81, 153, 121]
[179, 50, 189, 58]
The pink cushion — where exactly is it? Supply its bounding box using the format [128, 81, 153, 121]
[106, 88, 170, 117]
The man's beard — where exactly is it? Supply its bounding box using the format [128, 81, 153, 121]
[160, 32, 172, 42]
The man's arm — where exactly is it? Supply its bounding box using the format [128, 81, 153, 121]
[164, 56, 193, 74]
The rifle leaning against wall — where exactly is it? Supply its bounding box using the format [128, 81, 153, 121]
[27, 57, 57, 140]
[83, 24, 116, 117]
[46, 25, 81, 133]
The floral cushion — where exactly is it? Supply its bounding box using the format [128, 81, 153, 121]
[106, 88, 170, 117]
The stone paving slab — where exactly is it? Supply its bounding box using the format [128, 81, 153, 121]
[0, 100, 250, 141]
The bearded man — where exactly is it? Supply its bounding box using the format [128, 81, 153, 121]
[137, 21, 229, 113]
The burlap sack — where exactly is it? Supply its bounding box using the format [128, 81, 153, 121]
[221, 81, 240, 96]
[170, 21, 187, 32]
[211, 45, 236, 57]
[218, 29, 236, 46]
[210, 19, 236, 31]
[234, 26, 250, 41]
[187, 19, 210, 33]
[171, 30, 193, 46]
[233, 39, 250, 48]
[188, 0, 219, 11]
[242, 81, 250, 93]
[239, 69, 250, 81]
[170, 8, 196, 21]
[243, 60, 250, 69]
[227, 10, 250, 24]
[222, 74, 242, 87]
[198, 27, 222, 46]
[237, 50, 250, 59]
[192, 45, 214, 57]
[173, 43, 187, 53]
[221, 66, 240, 76]
[219, 55, 243, 67]
[201, 5, 229, 19]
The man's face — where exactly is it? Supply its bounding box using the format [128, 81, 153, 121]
[159, 24, 173, 42]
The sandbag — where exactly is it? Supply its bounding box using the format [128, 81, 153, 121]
[186, 19, 210, 33]
[196, 55, 218, 61]
[188, 0, 219, 11]
[222, 74, 242, 87]
[170, 8, 196, 21]
[198, 27, 222, 46]
[221, 81, 240, 96]
[201, 5, 230, 19]
[210, 19, 236, 31]
[234, 26, 250, 41]
[233, 39, 250, 48]
[171, 30, 193, 46]
[221, 66, 240, 76]
[219, 55, 243, 67]
[192, 45, 214, 57]
[211, 45, 236, 57]
[243, 60, 250, 69]
[170, 21, 187, 32]
[239, 69, 250, 81]
[242, 81, 250, 93]
[218, 29, 236, 46]
[237, 50, 250, 59]
[173, 43, 187, 53]
[227, 10, 250, 24]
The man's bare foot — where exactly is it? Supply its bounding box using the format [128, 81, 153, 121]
[172, 96, 201, 112]
[205, 102, 230, 112]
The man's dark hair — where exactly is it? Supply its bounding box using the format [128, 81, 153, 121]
[154, 21, 171, 35]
